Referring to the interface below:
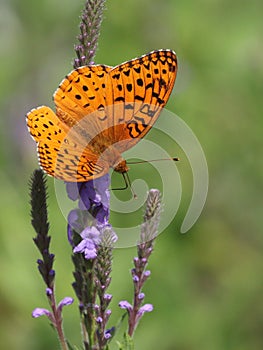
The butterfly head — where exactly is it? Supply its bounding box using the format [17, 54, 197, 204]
[113, 159, 129, 174]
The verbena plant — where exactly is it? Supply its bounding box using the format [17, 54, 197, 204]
[29, 2, 163, 349]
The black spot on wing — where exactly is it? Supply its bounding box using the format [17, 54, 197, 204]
[112, 73, 121, 80]
[136, 78, 143, 86]
[123, 69, 131, 77]
[126, 83, 133, 92]
[135, 95, 144, 101]
[115, 96, 125, 102]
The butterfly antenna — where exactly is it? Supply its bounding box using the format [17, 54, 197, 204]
[127, 157, 179, 165]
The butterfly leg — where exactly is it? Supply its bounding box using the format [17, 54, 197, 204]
[111, 172, 137, 199]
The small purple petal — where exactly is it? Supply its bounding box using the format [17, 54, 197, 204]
[46, 288, 53, 296]
[67, 209, 80, 229]
[79, 195, 91, 210]
[73, 239, 97, 260]
[104, 332, 111, 339]
[96, 206, 109, 224]
[81, 182, 96, 201]
[104, 294, 112, 301]
[105, 327, 115, 337]
[65, 182, 82, 201]
[80, 226, 100, 242]
[133, 257, 139, 265]
[49, 269, 55, 277]
[32, 308, 52, 318]
[94, 174, 110, 193]
[96, 316, 103, 323]
[67, 224, 74, 246]
[144, 270, 151, 277]
[106, 309, 112, 316]
[84, 248, 97, 260]
[73, 226, 102, 259]
[138, 303, 154, 317]
[67, 209, 84, 244]
[58, 297, 74, 311]
[138, 293, 145, 300]
[133, 275, 139, 283]
[119, 300, 132, 311]
[73, 239, 89, 253]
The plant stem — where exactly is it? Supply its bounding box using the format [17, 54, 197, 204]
[49, 292, 69, 350]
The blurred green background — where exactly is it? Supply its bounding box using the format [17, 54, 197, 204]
[1, 0, 263, 349]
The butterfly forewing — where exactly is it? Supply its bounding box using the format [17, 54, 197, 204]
[54, 65, 112, 128]
[105, 50, 177, 153]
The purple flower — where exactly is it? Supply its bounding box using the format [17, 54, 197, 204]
[58, 297, 74, 312]
[104, 332, 111, 339]
[73, 226, 101, 259]
[104, 294, 112, 301]
[96, 316, 103, 323]
[65, 182, 83, 201]
[46, 288, 53, 296]
[32, 296, 73, 329]
[32, 308, 53, 319]
[133, 275, 139, 283]
[119, 300, 132, 312]
[67, 209, 83, 244]
[105, 327, 115, 338]
[138, 304, 154, 317]
[144, 270, 151, 277]
[138, 293, 145, 300]
[66, 175, 111, 245]
[66, 175, 110, 215]
[106, 309, 112, 316]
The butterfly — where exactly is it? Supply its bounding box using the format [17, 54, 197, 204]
[26, 49, 177, 182]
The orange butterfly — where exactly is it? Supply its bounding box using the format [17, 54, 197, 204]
[26, 50, 177, 182]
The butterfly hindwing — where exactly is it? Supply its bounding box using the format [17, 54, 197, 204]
[27, 106, 109, 181]
[27, 106, 69, 144]
[37, 141, 108, 181]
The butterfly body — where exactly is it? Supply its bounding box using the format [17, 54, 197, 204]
[27, 50, 177, 182]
